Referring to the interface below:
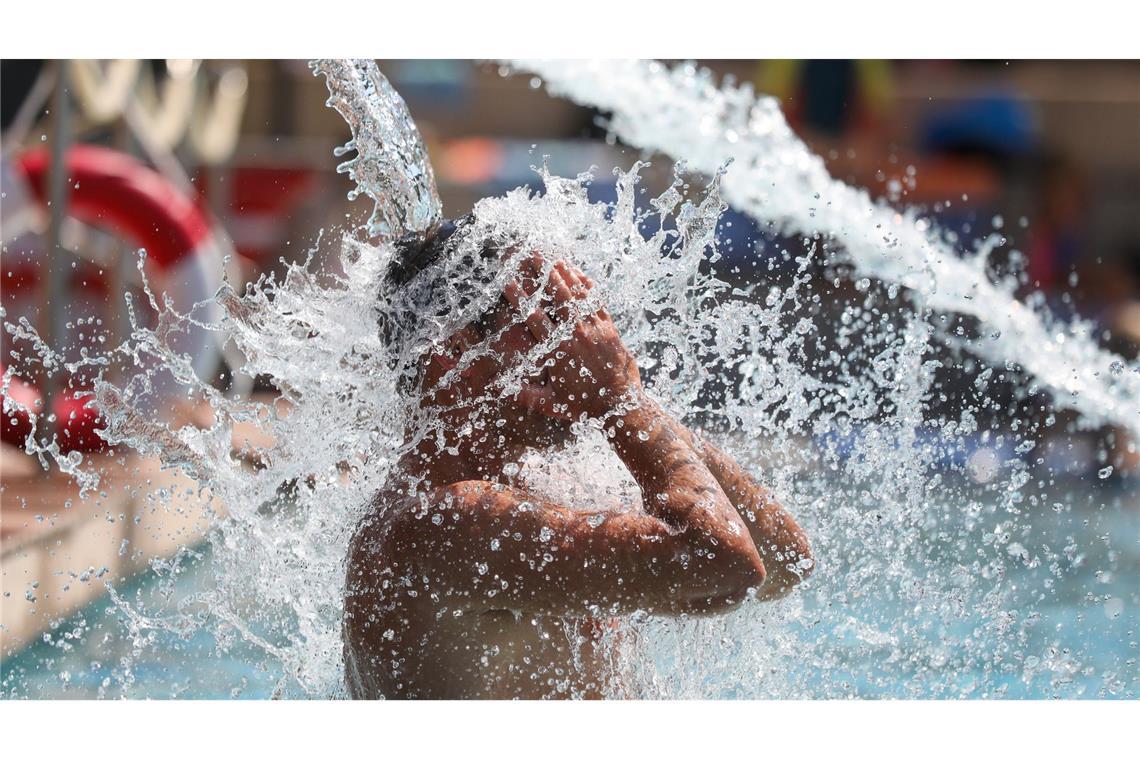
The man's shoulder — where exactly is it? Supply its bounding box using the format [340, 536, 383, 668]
[362, 479, 522, 533]
[360, 478, 576, 562]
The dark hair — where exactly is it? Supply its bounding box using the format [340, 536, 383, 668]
[377, 213, 504, 391]
[385, 216, 467, 289]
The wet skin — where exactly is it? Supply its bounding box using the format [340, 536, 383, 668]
[343, 256, 813, 699]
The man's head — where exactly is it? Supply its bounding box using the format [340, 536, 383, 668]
[378, 217, 573, 457]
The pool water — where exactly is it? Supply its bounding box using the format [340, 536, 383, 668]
[1, 543, 287, 699]
[2, 477, 1136, 699]
[794, 479, 1138, 699]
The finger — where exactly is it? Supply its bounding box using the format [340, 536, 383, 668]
[527, 308, 556, 342]
[547, 267, 575, 304]
[558, 262, 591, 299]
[504, 280, 554, 341]
[565, 262, 591, 289]
[546, 268, 577, 323]
[554, 260, 575, 285]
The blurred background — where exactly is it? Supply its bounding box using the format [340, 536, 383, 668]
[1, 60, 1138, 676]
[4, 60, 1138, 343]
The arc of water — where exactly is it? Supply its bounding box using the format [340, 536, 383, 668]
[505, 59, 1139, 439]
[310, 59, 443, 242]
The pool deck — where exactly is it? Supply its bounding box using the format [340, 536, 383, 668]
[0, 445, 223, 657]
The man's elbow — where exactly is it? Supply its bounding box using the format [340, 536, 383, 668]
[676, 535, 768, 616]
[681, 558, 763, 616]
[691, 540, 767, 614]
[681, 586, 751, 616]
[726, 542, 768, 600]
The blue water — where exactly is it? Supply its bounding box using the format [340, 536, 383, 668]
[798, 480, 1139, 699]
[1, 546, 287, 699]
[2, 477, 1136, 699]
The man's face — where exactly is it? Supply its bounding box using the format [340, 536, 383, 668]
[418, 288, 573, 455]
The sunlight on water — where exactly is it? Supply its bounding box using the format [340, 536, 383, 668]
[2, 59, 1135, 699]
[505, 59, 1140, 439]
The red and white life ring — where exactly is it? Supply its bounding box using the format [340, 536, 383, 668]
[1, 145, 222, 453]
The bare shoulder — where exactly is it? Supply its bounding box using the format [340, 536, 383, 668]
[347, 486, 410, 560]
[351, 480, 537, 567]
[383, 479, 554, 547]
[344, 487, 411, 595]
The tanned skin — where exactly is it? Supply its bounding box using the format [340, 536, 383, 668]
[343, 254, 813, 699]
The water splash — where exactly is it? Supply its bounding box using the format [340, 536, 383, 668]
[311, 58, 442, 241]
[504, 59, 1140, 439]
[3, 60, 1133, 699]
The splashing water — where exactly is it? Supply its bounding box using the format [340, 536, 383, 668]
[504, 59, 1140, 440]
[2, 60, 1135, 699]
[311, 59, 442, 241]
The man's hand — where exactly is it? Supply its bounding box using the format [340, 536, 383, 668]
[508, 259, 642, 421]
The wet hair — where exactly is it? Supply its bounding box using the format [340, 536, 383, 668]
[377, 213, 504, 392]
[384, 216, 466, 291]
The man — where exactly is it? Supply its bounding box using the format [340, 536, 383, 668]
[344, 220, 813, 699]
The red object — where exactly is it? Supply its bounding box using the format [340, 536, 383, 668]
[1, 368, 106, 453]
[19, 145, 212, 269]
[6, 146, 217, 452]
[225, 166, 315, 263]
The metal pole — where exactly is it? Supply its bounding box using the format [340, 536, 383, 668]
[41, 60, 73, 440]
[106, 106, 135, 387]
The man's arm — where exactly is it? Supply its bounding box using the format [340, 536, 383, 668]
[588, 400, 813, 600]
[675, 428, 814, 599]
[383, 259, 768, 618]
[533, 259, 813, 600]
[387, 386, 766, 618]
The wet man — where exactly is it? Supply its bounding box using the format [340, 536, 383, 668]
[343, 221, 813, 699]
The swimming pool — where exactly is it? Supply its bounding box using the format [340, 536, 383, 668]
[3, 476, 1136, 699]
